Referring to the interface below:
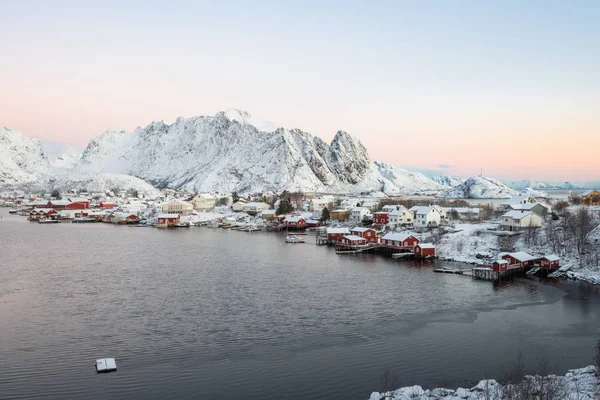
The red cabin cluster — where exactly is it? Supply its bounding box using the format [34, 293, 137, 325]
[492, 252, 560, 272]
[350, 227, 378, 243]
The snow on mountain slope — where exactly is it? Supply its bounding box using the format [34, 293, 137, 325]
[432, 174, 465, 188]
[40, 140, 84, 168]
[75, 111, 434, 194]
[374, 162, 442, 193]
[223, 109, 280, 133]
[0, 127, 158, 195]
[524, 187, 549, 198]
[0, 127, 50, 184]
[438, 176, 520, 199]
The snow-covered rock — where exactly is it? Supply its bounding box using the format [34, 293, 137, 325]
[524, 187, 549, 198]
[439, 176, 520, 199]
[0, 127, 49, 185]
[432, 174, 465, 188]
[369, 365, 598, 400]
[374, 162, 443, 193]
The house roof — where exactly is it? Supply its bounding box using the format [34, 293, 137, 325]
[542, 255, 560, 261]
[351, 207, 368, 212]
[501, 195, 536, 206]
[351, 227, 374, 233]
[382, 232, 415, 242]
[260, 210, 277, 215]
[243, 202, 269, 208]
[284, 216, 305, 223]
[499, 251, 536, 262]
[342, 235, 366, 241]
[502, 210, 533, 219]
[327, 227, 350, 234]
[410, 206, 436, 215]
[581, 189, 598, 196]
[417, 243, 435, 249]
[495, 260, 509, 264]
[50, 200, 72, 206]
[164, 200, 192, 207]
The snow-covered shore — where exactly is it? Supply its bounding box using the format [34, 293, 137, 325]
[369, 366, 598, 400]
[430, 222, 600, 285]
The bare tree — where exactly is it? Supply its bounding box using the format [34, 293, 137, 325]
[380, 368, 401, 400]
[498, 234, 518, 252]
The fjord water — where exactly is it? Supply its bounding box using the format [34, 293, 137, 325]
[1, 210, 599, 400]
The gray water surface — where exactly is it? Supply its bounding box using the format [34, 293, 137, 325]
[0, 210, 599, 399]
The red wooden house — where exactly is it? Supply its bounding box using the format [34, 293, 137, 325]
[414, 243, 435, 257]
[381, 233, 420, 249]
[492, 259, 509, 272]
[283, 216, 306, 227]
[372, 212, 389, 225]
[99, 202, 115, 209]
[305, 219, 322, 228]
[156, 213, 180, 226]
[337, 235, 367, 247]
[536, 255, 560, 269]
[350, 227, 378, 243]
[28, 208, 57, 221]
[326, 227, 350, 241]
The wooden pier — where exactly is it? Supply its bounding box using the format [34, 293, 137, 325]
[434, 268, 464, 274]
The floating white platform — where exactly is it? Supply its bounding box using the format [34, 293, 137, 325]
[95, 358, 117, 373]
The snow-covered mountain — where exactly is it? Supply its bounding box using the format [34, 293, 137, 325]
[438, 176, 520, 199]
[505, 179, 578, 190]
[374, 162, 442, 193]
[73, 110, 440, 194]
[0, 127, 159, 195]
[0, 127, 49, 185]
[432, 174, 465, 188]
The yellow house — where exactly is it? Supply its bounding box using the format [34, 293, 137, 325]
[260, 210, 277, 221]
[580, 189, 600, 205]
[331, 209, 350, 221]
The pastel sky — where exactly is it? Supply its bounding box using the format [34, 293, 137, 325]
[1, 0, 599, 181]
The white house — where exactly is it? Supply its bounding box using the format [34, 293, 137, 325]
[350, 206, 372, 222]
[243, 202, 271, 215]
[162, 200, 193, 216]
[388, 206, 414, 226]
[309, 197, 332, 211]
[501, 195, 537, 210]
[410, 206, 442, 228]
[192, 193, 216, 212]
[500, 210, 543, 231]
[232, 200, 247, 212]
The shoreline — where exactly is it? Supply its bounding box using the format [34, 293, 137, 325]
[370, 366, 598, 400]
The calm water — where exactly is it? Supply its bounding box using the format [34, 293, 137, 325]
[1, 209, 599, 400]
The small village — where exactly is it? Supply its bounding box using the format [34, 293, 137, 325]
[2, 187, 600, 284]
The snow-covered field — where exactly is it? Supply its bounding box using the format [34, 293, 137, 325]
[369, 366, 598, 400]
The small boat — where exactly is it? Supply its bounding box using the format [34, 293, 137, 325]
[171, 222, 190, 228]
[8, 210, 18, 214]
[285, 234, 305, 243]
[38, 219, 59, 224]
[72, 217, 98, 223]
[433, 267, 464, 274]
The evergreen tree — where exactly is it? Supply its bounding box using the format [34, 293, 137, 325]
[232, 191, 240, 203]
[320, 207, 330, 222]
[51, 189, 61, 199]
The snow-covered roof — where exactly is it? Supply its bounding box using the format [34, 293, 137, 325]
[68, 197, 89, 203]
[332, 209, 349, 213]
[50, 200, 72, 206]
[243, 202, 269, 207]
[158, 213, 180, 218]
[410, 206, 436, 215]
[164, 199, 193, 206]
[196, 193, 216, 199]
[581, 190, 598, 196]
[284, 216, 305, 223]
[390, 207, 411, 216]
[382, 232, 414, 242]
[351, 227, 374, 233]
[327, 227, 350, 234]
[342, 235, 366, 241]
[501, 195, 536, 206]
[260, 210, 277, 215]
[305, 219, 320, 224]
[372, 211, 389, 215]
[502, 210, 533, 219]
[417, 243, 435, 249]
[542, 255, 560, 261]
[499, 251, 536, 262]
[351, 207, 368, 212]
[495, 260, 509, 264]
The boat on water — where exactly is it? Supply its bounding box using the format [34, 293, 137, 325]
[8, 209, 18, 214]
[171, 222, 191, 228]
[72, 217, 98, 223]
[433, 267, 464, 274]
[285, 234, 305, 243]
[38, 219, 59, 224]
